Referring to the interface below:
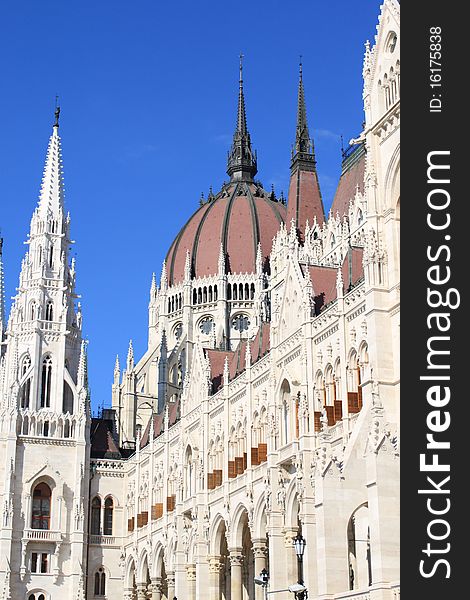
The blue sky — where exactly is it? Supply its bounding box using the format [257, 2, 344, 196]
[0, 1, 380, 412]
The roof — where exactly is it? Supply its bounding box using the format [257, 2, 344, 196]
[90, 418, 122, 459]
[304, 246, 364, 314]
[206, 322, 271, 393]
[330, 144, 366, 218]
[165, 182, 285, 285]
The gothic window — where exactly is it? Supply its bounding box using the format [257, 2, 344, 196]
[387, 31, 397, 53]
[214, 285, 218, 301]
[231, 314, 250, 332]
[30, 301, 37, 321]
[227, 285, 231, 300]
[357, 209, 364, 225]
[199, 316, 214, 335]
[20, 356, 32, 409]
[49, 246, 54, 268]
[91, 497, 101, 535]
[250, 283, 255, 300]
[193, 289, 197, 304]
[63, 381, 74, 414]
[40, 356, 52, 408]
[28, 594, 47, 600]
[31, 483, 51, 530]
[45, 301, 53, 321]
[103, 497, 113, 536]
[94, 568, 106, 596]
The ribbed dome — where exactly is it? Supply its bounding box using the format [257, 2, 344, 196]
[166, 181, 286, 285]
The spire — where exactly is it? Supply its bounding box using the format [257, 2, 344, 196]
[36, 105, 65, 220]
[127, 339, 134, 372]
[77, 340, 88, 390]
[287, 60, 325, 240]
[218, 242, 225, 276]
[150, 272, 157, 302]
[0, 237, 5, 337]
[160, 260, 168, 292]
[292, 58, 315, 167]
[294, 58, 314, 160]
[114, 355, 120, 384]
[227, 54, 258, 182]
[184, 250, 191, 282]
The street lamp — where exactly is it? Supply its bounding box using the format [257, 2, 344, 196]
[254, 568, 269, 600]
[293, 533, 308, 599]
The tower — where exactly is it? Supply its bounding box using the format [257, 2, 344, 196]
[287, 61, 325, 241]
[0, 108, 90, 600]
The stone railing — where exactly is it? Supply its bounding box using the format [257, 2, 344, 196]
[90, 535, 117, 546]
[24, 529, 62, 542]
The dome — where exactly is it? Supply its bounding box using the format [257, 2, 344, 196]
[165, 181, 286, 285]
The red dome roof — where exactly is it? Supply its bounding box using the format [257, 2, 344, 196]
[166, 181, 286, 285]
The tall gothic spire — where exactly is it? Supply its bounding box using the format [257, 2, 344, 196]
[36, 105, 65, 221]
[293, 59, 315, 162]
[287, 60, 325, 241]
[226, 54, 258, 182]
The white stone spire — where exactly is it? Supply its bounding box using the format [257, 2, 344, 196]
[127, 339, 134, 372]
[160, 260, 168, 291]
[36, 109, 65, 221]
[149, 272, 157, 302]
[77, 340, 88, 390]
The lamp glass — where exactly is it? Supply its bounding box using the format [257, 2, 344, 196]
[294, 534, 306, 557]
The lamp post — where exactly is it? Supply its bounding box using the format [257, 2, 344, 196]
[254, 568, 269, 600]
[293, 533, 308, 599]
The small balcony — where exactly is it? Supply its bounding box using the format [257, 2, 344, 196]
[90, 535, 118, 546]
[24, 529, 62, 543]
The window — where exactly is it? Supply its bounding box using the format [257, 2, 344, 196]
[28, 593, 47, 600]
[231, 314, 250, 332]
[91, 497, 101, 535]
[20, 356, 32, 409]
[45, 302, 53, 321]
[31, 483, 51, 530]
[103, 497, 113, 536]
[94, 568, 106, 596]
[40, 357, 52, 408]
[31, 552, 49, 574]
[199, 316, 214, 335]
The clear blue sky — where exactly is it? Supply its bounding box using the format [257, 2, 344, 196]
[0, 1, 379, 412]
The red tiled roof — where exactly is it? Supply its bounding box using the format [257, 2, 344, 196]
[90, 418, 121, 459]
[205, 322, 271, 393]
[287, 168, 325, 240]
[330, 149, 366, 218]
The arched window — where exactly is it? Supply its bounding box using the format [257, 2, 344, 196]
[30, 301, 37, 321]
[193, 289, 197, 305]
[28, 593, 47, 600]
[63, 381, 74, 414]
[49, 246, 54, 268]
[20, 356, 32, 409]
[103, 497, 113, 536]
[32, 483, 51, 530]
[91, 497, 101, 535]
[94, 568, 106, 596]
[40, 356, 52, 408]
[348, 504, 372, 590]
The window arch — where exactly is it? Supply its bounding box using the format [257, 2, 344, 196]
[94, 568, 106, 596]
[91, 497, 101, 535]
[30, 301, 37, 321]
[28, 592, 48, 600]
[103, 497, 113, 536]
[62, 381, 74, 414]
[347, 504, 371, 590]
[40, 356, 52, 408]
[32, 483, 51, 530]
[20, 355, 32, 409]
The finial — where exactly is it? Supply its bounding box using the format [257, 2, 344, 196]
[299, 55, 303, 77]
[239, 52, 244, 84]
[54, 96, 60, 128]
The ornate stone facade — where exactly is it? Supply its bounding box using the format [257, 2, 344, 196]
[0, 2, 400, 599]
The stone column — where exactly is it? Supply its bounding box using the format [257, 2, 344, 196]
[208, 555, 223, 600]
[150, 577, 162, 600]
[229, 551, 244, 600]
[252, 539, 268, 600]
[186, 563, 197, 600]
[167, 571, 176, 600]
[123, 589, 134, 600]
[136, 583, 147, 600]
